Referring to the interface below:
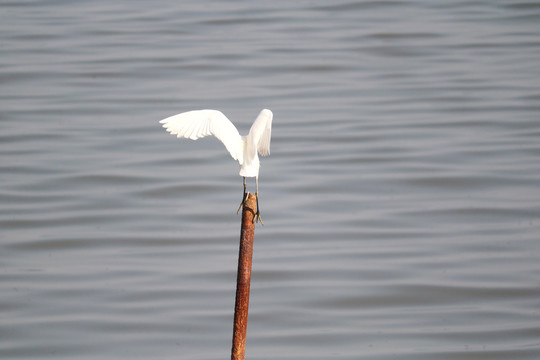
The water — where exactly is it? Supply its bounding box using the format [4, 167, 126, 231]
[2, 1, 540, 359]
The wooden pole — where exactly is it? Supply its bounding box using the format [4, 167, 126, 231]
[231, 192, 257, 360]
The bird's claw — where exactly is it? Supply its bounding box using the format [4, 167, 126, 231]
[253, 210, 263, 225]
[253, 191, 263, 225]
[237, 191, 249, 214]
[237, 191, 264, 225]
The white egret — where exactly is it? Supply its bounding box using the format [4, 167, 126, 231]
[159, 109, 273, 224]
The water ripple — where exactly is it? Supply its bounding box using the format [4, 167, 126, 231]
[1, 1, 540, 359]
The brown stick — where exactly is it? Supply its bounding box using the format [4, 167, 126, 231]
[231, 192, 257, 360]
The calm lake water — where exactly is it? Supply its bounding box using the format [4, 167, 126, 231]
[2, 1, 540, 359]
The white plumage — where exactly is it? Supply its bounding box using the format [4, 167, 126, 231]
[159, 109, 273, 223]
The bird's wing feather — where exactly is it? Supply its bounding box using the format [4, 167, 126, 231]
[159, 110, 244, 164]
[248, 109, 273, 157]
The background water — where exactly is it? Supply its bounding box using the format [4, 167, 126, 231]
[1, 1, 540, 359]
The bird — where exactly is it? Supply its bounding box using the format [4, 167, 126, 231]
[159, 109, 273, 224]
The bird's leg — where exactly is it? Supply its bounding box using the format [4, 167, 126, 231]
[253, 177, 263, 225]
[237, 177, 248, 214]
[254, 192, 264, 225]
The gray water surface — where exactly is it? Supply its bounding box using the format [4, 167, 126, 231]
[2, 1, 540, 359]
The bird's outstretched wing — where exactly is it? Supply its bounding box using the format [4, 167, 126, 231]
[159, 110, 244, 164]
[248, 109, 273, 157]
